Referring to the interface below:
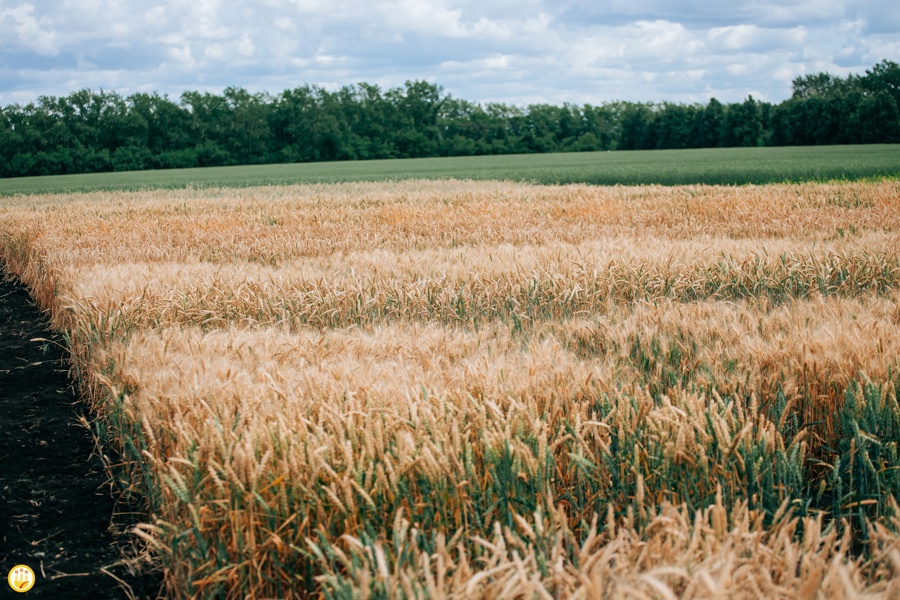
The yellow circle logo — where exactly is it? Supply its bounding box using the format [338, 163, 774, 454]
[7, 565, 35, 593]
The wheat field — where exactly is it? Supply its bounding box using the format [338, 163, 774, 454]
[2, 179, 900, 599]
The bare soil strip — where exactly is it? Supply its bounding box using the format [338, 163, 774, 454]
[0, 275, 158, 599]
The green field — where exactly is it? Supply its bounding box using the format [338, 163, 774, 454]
[1, 144, 899, 195]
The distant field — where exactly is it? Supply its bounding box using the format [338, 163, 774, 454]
[1, 144, 898, 195]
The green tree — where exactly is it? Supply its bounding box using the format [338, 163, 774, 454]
[722, 96, 762, 147]
[654, 102, 702, 149]
[387, 80, 444, 157]
[699, 98, 725, 147]
[180, 90, 233, 165]
[858, 91, 900, 143]
[222, 87, 272, 163]
[619, 104, 655, 150]
[860, 60, 900, 104]
[128, 92, 195, 168]
[580, 103, 619, 150]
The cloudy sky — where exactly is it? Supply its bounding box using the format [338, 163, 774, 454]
[1, 0, 898, 107]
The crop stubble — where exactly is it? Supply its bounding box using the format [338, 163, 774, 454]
[2, 179, 900, 598]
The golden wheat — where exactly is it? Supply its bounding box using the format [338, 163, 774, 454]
[2, 179, 899, 599]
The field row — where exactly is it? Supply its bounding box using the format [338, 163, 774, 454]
[3, 180, 898, 266]
[58, 239, 899, 333]
[1, 144, 899, 197]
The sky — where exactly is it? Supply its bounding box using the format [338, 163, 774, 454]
[0, 0, 898, 108]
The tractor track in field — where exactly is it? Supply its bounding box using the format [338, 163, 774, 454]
[0, 274, 161, 599]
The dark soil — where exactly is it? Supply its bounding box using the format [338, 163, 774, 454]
[0, 275, 161, 599]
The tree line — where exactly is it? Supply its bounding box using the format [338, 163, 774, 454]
[1, 60, 898, 178]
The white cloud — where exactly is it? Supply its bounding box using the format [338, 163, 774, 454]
[619, 20, 706, 65]
[707, 24, 807, 52]
[1, 3, 59, 56]
[273, 16, 296, 33]
[237, 34, 254, 58]
[0, 0, 897, 107]
[441, 53, 513, 71]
